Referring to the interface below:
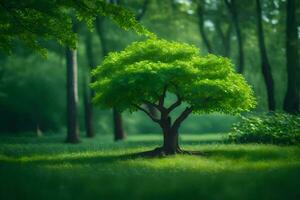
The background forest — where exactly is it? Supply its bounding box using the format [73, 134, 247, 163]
[0, 0, 299, 200]
[0, 0, 299, 138]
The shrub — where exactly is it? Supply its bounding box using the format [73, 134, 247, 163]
[227, 113, 300, 145]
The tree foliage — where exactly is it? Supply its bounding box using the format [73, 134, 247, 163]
[91, 38, 256, 115]
[0, 0, 152, 55]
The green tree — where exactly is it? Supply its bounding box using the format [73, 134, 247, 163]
[83, 30, 96, 138]
[255, 0, 276, 111]
[224, 0, 244, 73]
[0, 0, 151, 54]
[91, 38, 256, 155]
[283, 0, 299, 114]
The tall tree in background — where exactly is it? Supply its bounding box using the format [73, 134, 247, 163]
[214, 13, 232, 57]
[196, 0, 213, 53]
[224, 0, 244, 73]
[95, 16, 126, 141]
[255, 0, 276, 111]
[93, 0, 152, 141]
[65, 20, 80, 143]
[83, 31, 96, 138]
[283, 0, 299, 114]
[65, 47, 80, 143]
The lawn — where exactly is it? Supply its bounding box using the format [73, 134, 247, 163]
[0, 133, 299, 200]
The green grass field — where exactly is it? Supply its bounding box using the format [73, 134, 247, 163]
[0, 133, 300, 200]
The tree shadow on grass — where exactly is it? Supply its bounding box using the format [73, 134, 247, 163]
[203, 148, 300, 161]
[10, 145, 298, 168]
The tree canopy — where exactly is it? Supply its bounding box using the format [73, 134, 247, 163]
[91, 38, 256, 115]
[0, 0, 152, 55]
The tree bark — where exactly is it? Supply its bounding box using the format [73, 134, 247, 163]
[65, 47, 80, 143]
[283, 0, 299, 114]
[255, 0, 276, 111]
[224, 0, 244, 73]
[136, 91, 193, 155]
[162, 128, 179, 154]
[83, 31, 95, 137]
[113, 108, 126, 141]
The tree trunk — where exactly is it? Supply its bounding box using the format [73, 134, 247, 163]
[215, 20, 232, 57]
[224, 0, 244, 73]
[159, 116, 181, 155]
[255, 0, 276, 111]
[113, 108, 126, 141]
[283, 0, 299, 114]
[65, 48, 80, 143]
[84, 31, 95, 137]
[83, 80, 94, 137]
[162, 128, 179, 154]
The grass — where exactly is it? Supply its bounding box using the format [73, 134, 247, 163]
[0, 133, 300, 200]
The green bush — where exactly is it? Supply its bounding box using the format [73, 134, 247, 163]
[227, 113, 300, 145]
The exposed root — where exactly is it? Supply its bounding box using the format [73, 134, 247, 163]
[128, 146, 205, 158]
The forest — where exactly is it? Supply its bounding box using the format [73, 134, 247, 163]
[0, 0, 299, 199]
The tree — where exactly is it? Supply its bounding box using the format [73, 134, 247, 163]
[95, 16, 126, 141]
[83, 30, 96, 138]
[196, 0, 213, 53]
[283, 0, 299, 114]
[0, 0, 151, 55]
[65, 46, 80, 143]
[255, 0, 276, 111]
[224, 0, 244, 73]
[91, 38, 256, 155]
[92, 0, 152, 141]
[194, 0, 232, 56]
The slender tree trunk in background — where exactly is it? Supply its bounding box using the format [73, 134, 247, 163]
[84, 31, 95, 137]
[215, 20, 232, 57]
[196, 0, 213, 53]
[255, 0, 276, 111]
[224, 24, 232, 57]
[65, 48, 80, 143]
[136, 0, 149, 21]
[113, 108, 126, 141]
[224, 0, 244, 73]
[95, 16, 126, 141]
[283, 0, 299, 114]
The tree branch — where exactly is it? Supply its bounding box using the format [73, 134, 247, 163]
[158, 85, 167, 108]
[172, 107, 193, 131]
[134, 104, 160, 123]
[144, 100, 159, 109]
[166, 94, 181, 114]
